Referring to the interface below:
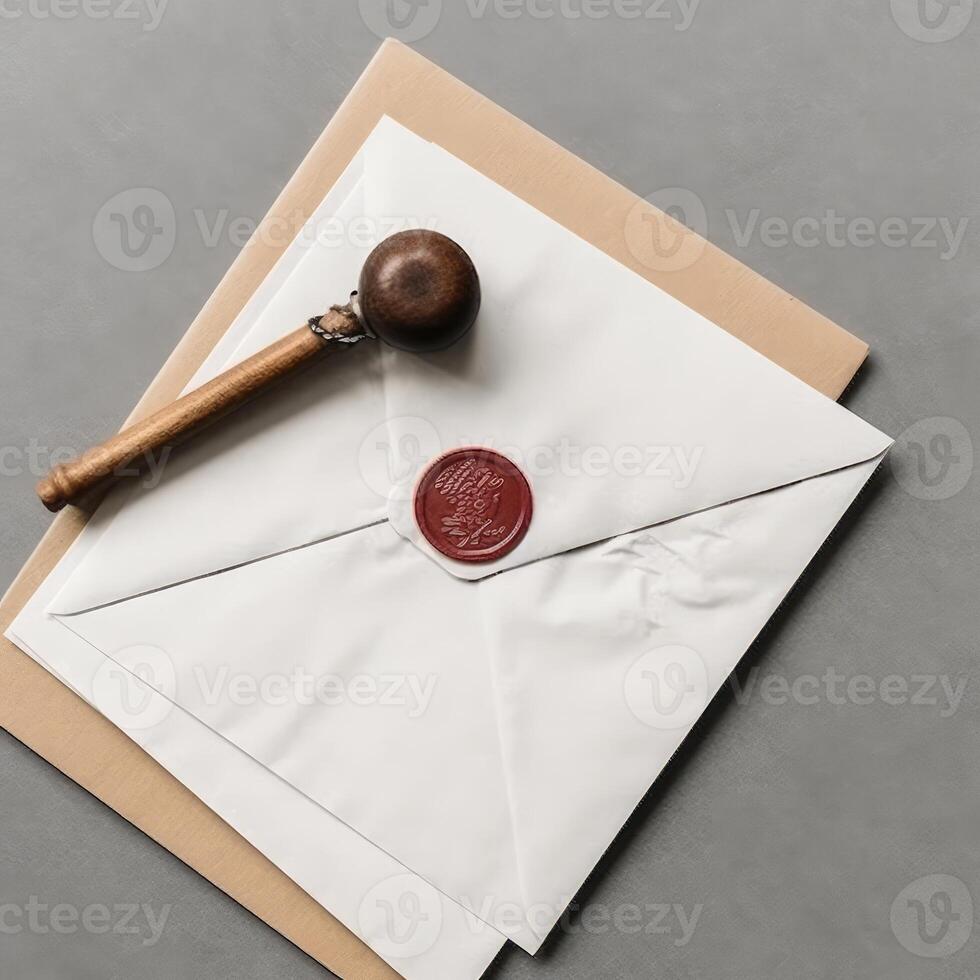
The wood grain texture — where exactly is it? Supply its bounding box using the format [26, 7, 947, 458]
[37, 309, 362, 512]
[359, 229, 480, 351]
[0, 40, 872, 980]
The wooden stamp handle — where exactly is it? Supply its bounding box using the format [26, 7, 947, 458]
[36, 307, 364, 512]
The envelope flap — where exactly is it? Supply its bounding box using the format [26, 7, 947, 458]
[364, 122, 891, 580]
[49, 172, 389, 616]
[49, 118, 890, 612]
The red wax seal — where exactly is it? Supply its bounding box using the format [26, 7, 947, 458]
[414, 448, 533, 564]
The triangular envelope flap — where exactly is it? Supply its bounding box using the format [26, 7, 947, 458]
[53, 454, 887, 959]
[478, 455, 886, 945]
[365, 121, 892, 580]
[50, 172, 392, 616]
[49, 115, 891, 613]
[54, 522, 539, 953]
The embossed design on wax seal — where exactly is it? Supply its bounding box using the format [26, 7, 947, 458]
[414, 448, 533, 564]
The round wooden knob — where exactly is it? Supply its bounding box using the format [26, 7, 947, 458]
[357, 230, 480, 353]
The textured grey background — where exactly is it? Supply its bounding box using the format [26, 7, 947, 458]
[2, 2, 978, 978]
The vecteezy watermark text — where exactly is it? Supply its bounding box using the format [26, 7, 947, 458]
[626, 188, 972, 273]
[0, 897, 171, 947]
[91, 648, 442, 733]
[0, 438, 170, 488]
[357, 873, 704, 962]
[192, 666, 439, 719]
[726, 209, 969, 262]
[93, 186, 440, 272]
[358, 416, 707, 502]
[0, 0, 168, 30]
[356, 0, 702, 41]
[461, 0, 701, 31]
[730, 667, 968, 718]
[192, 210, 439, 252]
[624, 647, 969, 732]
[462, 894, 704, 944]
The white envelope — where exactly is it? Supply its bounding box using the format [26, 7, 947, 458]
[9, 118, 892, 977]
[7, 127, 510, 980]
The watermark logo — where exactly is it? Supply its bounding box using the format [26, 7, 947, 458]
[360, 0, 703, 32]
[461, 894, 703, 944]
[890, 874, 973, 958]
[192, 666, 438, 718]
[95, 194, 438, 271]
[0, 897, 170, 947]
[359, 416, 443, 502]
[358, 875, 444, 960]
[358, 0, 443, 41]
[357, 419, 706, 499]
[491, 439, 703, 487]
[891, 0, 974, 42]
[625, 645, 710, 730]
[193, 210, 436, 252]
[0, 0, 169, 30]
[90, 645, 176, 731]
[0, 436, 171, 489]
[625, 188, 709, 273]
[891, 417, 973, 501]
[462, 0, 701, 29]
[726, 209, 968, 261]
[730, 667, 967, 718]
[93, 188, 176, 272]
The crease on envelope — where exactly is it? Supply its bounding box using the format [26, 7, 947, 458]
[50, 118, 890, 618]
[56, 519, 389, 617]
[8, 585, 508, 980]
[8, 513, 510, 979]
[366, 120, 890, 580]
[47, 453, 887, 958]
[53, 523, 538, 949]
[478, 455, 887, 930]
[34, 118, 895, 960]
[48, 174, 389, 616]
[475, 562, 534, 931]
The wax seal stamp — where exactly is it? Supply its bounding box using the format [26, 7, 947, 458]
[414, 448, 533, 563]
[36, 230, 480, 512]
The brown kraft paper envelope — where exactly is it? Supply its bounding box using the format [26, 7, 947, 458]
[0, 39, 869, 980]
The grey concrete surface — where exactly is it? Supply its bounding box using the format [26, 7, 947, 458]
[2, 2, 978, 978]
